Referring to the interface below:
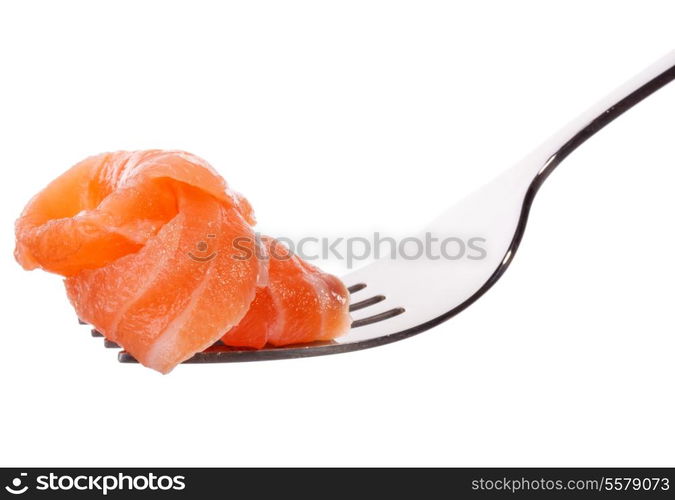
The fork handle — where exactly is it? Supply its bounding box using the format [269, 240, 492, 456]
[426, 51, 675, 297]
[521, 50, 675, 185]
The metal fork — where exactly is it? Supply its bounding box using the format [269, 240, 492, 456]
[87, 51, 675, 364]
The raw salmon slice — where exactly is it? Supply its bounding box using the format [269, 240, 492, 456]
[14, 150, 351, 373]
[15, 150, 254, 276]
[65, 185, 260, 372]
[222, 237, 351, 349]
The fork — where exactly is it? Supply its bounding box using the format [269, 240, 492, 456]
[93, 51, 675, 364]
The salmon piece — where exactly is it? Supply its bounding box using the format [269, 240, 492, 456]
[16, 151, 260, 373]
[66, 185, 259, 372]
[15, 150, 253, 276]
[222, 237, 350, 348]
[15, 150, 350, 373]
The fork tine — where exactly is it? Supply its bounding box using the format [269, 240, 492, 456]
[347, 283, 367, 294]
[351, 308, 405, 328]
[349, 295, 385, 312]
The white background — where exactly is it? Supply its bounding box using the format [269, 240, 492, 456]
[1, 1, 674, 467]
